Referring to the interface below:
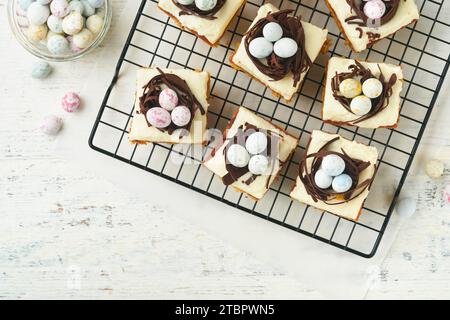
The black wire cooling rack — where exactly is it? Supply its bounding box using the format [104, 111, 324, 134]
[89, 0, 450, 258]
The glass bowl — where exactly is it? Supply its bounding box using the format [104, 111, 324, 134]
[7, 0, 112, 62]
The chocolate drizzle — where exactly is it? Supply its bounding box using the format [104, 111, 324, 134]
[244, 10, 312, 86]
[299, 137, 376, 205]
[139, 68, 205, 135]
[172, 0, 226, 20]
[331, 61, 397, 124]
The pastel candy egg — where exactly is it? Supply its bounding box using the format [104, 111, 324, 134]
[31, 61, 52, 79]
[425, 159, 444, 179]
[395, 197, 417, 218]
[147, 107, 171, 128]
[274, 38, 298, 58]
[158, 88, 178, 111]
[81, 0, 96, 16]
[443, 184, 450, 204]
[314, 169, 333, 189]
[27, 3, 50, 26]
[227, 144, 250, 168]
[339, 78, 361, 98]
[87, 0, 105, 9]
[249, 37, 273, 59]
[248, 155, 269, 175]
[322, 154, 345, 177]
[171, 106, 192, 127]
[27, 24, 48, 42]
[364, 0, 386, 20]
[362, 78, 383, 99]
[50, 0, 70, 18]
[86, 14, 104, 34]
[73, 28, 94, 49]
[332, 174, 353, 193]
[350, 95, 372, 116]
[40, 115, 63, 135]
[178, 0, 195, 4]
[69, 0, 85, 15]
[245, 132, 267, 155]
[47, 15, 64, 34]
[67, 36, 82, 52]
[19, 0, 35, 11]
[47, 34, 69, 54]
[195, 0, 217, 11]
[62, 11, 84, 35]
[61, 92, 81, 112]
[263, 22, 283, 42]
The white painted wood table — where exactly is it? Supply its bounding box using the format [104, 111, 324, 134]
[1, 0, 449, 299]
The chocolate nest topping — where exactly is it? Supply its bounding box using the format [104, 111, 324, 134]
[172, 0, 226, 20]
[222, 123, 280, 187]
[331, 61, 397, 124]
[299, 137, 377, 205]
[244, 10, 312, 86]
[139, 68, 205, 136]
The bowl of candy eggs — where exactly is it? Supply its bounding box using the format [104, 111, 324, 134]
[7, 0, 112, 61]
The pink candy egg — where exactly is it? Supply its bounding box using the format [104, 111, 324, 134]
[158, 88, 178, 111]
[171, 106, 191, 127]
[40, 115, 63, 135]
[147, 107, 171, 128]
[364, 0, 386, 20]
[50, 0, 70, 18]
[61, 92, 81, 113]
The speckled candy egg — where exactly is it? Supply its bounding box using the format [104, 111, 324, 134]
[322, 154, 345, 177]
[50, 0, 70, 18]
[40, 115, 63, 135]
[248, 155, 269, 175]
[69, 0, 85, 14]
[339, 78, 362, 99]
[274, 38, 298, 59]
[195, 0, 217, 11]
[362, 78, 383, 99]
[227, 144, 250, 168]
[47, 15, 64, 34]
[147, 107, 171, 128]
[314, 169, 333, 189]
[158, 88, 178, 111]
[364, 0, 386, 20]
[73, 28, 94, 49]
[171, 106, 192, 127]
[245, 132, 267, 155]
[32, 61, 52, 79]
[62, 11, 84, 35]
[27, 23, 48, 42]
[88, 0, 105, 8]
[178, 0, 195, 4]
[47, 34, 69, 54]
[350, 95, 372, 116]
[86, 14, 104, 34]
[81, 0, 96, 16]
[395, 197, 417, 218]
[263, 22, 283, 42]
[27, 3, 50, 26]
[61, 92, 81, 112]
[332, 174, 353, 193]
[443, 184, 450, 204]
[249, 37, 273, 59]
[425, 159, 444, 179]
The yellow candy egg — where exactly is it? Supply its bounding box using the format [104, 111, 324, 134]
[339, 78, 362, 99]
[27, 24, 48, 42]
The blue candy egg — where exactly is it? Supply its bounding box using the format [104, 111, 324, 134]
[31, 61, 52, 79]
[88, 0, 105, 9]
[249, 37, 273, 59]
[332, 174, 352, 193]
[322, 154, 346, 177]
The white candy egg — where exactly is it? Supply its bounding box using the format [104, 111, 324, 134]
[339, 78, 361, 98]
[395, 197, 417, 218]
[245, 132, 267, 155]
[314, 169, 333, 189]
[227, 144, 250, 168]
[362, 78, 383, 98]
[425, 159, 444, 179]
[322, 154, 345, 177]
[273, 37, 298, 58]
[171, 106, 191, 127]
[27, 3, 50, 26]
[263, 22, 283, 42]
[332, 174, 353, 193]
[249, 37, 273, 59]
[248, 155, 269, 175]
[178, 0, 195, 4]
[40, 115, 63, 135]
[47, 15, 64, 34]
[195, 0, 217, 11]
[146, 107, 171, 128]
[73, 28, 94, 49]
[62, 11, 84, 35]
[350, 95, 372, 116]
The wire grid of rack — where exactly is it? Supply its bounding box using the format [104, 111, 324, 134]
[89, 0, 450, 258]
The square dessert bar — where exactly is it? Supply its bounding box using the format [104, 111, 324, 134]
[322, 57, 404, 128]
[158, 0, 246, 46]
[230, 3, 329, 102]
[290, 130, 379, 221]
[203, 107, 298, 200]
[129, 68, 210, 144]
[325, 0, 420, 52]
